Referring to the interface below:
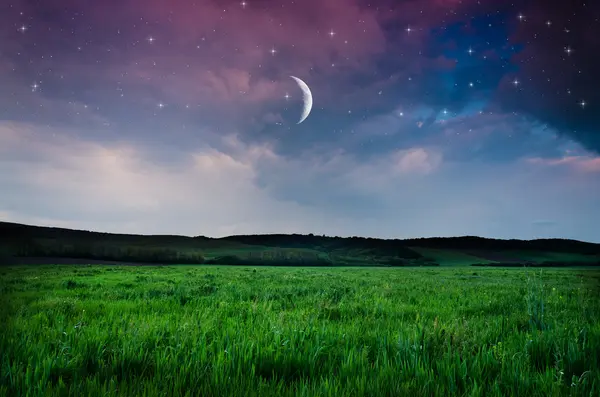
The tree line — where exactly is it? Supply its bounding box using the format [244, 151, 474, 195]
[10, 239, 205, 264]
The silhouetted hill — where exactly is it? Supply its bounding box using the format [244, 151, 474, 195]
[1, 221, 599, 266]
[402, 236, 600, 255]
[219, 234, 422, 258]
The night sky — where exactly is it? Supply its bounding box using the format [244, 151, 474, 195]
[1, 0, 599, 241]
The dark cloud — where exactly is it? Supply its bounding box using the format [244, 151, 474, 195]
[497, 0, 600, 152]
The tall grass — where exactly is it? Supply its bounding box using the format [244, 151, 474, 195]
[525, 269, 546, 331]
[1, 265, 599, 396]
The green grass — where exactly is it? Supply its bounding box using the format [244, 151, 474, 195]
[508, 251, 600, 263]
[466, 250, 600, 264]
[410, 247, 600, 266]
[1, 265, 599, 396]
[409, 247, 494, 266]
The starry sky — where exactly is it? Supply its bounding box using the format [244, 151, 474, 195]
[1, 0, 599, 241]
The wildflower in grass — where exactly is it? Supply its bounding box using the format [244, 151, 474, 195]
[492, 341, 505, 364]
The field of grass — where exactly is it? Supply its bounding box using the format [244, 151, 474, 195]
[464, 250, 600, 264]
[409, 247, 495, 266]
[1, 265, 599, 396]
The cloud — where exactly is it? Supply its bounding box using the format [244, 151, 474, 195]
[0, 0, 485, 128]
[497, 0, 600, 152]
[392, 148, 442, 174]
[127, 65, 282, 106]
[0, 121, 441, 237]
[2, 120, 599, 242]
[526, 155, 600, 173]
[0, 121, 306, 236]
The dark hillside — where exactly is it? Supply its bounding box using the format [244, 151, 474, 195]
[404, 236, 600, 255]
[1, 221, 599, 266]
[220, 234, 422, 258]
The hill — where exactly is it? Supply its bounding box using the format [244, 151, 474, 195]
[1, 221, 599, 266]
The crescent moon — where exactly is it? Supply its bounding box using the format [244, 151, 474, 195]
[290, 76, 313, 124]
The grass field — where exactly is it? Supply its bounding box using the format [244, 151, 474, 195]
[1, 265, 599, 396]
[409, 247, 600, 267]
[409, 247, 495, 266]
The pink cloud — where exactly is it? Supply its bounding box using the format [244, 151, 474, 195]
[150, 0, 387, 61]
[392, 148, 442, 175]
[527, 156, 600, 172]
[432, 0, 471, 4]
[0, 59, 14, 75]
[431, 56, 458, 70]
[155, 67, 280, 105]
[4, 0, 484, 120]
[70, 0, 389, 80]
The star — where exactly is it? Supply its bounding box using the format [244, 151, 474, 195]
[240, 1, 247, 8]
[31, 82, 39, 92]
[405, 26, 412, 34]
[18, 25, 27, 33]
[329, 30, 336, 37]
[270, 47, 277, 55]
[469, 82, 474, 87]
[284, 93, 290, 100]
[517, 13, 525, 21]
[147, 36, 155, 44]
[157, 102, 165, 109]
[579, 100, 586, 109]
[564, 46, 573, 55]
[546, 20, 552, 27]
[467, 47, 474, 55]
[513, 78, 520, 86]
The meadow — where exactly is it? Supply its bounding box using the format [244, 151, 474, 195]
[1, 265, 599, 396]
